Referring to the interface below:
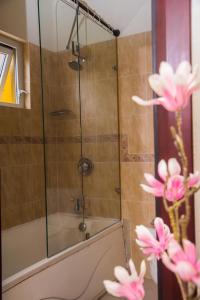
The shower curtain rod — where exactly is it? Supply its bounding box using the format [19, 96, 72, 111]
[69, 0, 120, 37]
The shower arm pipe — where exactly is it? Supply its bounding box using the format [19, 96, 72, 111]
[66, 7, 78, 49]
[69, 0, 120, 37]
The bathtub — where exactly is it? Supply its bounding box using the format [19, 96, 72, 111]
[47, 213, 120, 256]
[2, 213, 126, 300]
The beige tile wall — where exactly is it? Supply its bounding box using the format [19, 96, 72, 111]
[81, 39, 120, 219]
[41, 38, 120, 220]
[0, 43, 46, 229]
[41, 47, 82, 216]
[118, 31, 155, 270]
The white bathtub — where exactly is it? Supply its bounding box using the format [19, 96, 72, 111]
[47, 213, 119, 256]
[2, 214, 126, 300]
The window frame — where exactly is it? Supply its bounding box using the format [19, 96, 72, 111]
[0, 45, 13, 85]
[0, 34, 25, 108]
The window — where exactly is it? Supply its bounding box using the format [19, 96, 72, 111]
[0, 34, 25, 107]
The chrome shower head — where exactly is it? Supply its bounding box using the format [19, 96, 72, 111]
[68, 56, 86, 71]
[68, 60, 82, 71]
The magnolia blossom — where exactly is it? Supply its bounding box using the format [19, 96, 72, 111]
[103, 260, 146, 300]
[188, 171, 200, 188]
[132, 61, 200, 112]
[162, 239, 200, 286]
[141, 158, 200, 202]
[135, 217, 173, 260]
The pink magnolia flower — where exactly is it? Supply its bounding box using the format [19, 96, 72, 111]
[141, 158, 185, 202]
[135, 217, 173, 260]
[103, 259, 146, 300]
[132, 61, 200, 112]
[162, 239, 200, 286]
[141, 158, 200, 202]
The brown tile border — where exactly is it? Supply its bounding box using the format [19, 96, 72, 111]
[0, 134, 154, 162]
[0, 136, 43, 144]
[120, 135, 154, 162]
[0, 134, 119, 145]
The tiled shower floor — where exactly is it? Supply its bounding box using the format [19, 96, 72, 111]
[99, 279, 157, 300]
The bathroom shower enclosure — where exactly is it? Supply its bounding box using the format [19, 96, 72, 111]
[39, 0, 121, 257]
[1, 1, 123, 296]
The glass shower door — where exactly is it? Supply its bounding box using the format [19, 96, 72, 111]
[38, 0, 121, 256]
[39, 0, 85, 256]
[78, 14, 121, 238]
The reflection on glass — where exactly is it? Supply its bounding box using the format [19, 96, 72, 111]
[0, 9, 46, 280]
[79, 16, 120, 237]
[39, 0, 120, 257]
[39, 0, 84, 256]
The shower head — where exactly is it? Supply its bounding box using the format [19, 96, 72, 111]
[68, 60, 82, 71]
[68, 55, 86, 71]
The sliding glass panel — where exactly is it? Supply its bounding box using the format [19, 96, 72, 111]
[79, 14, 121, 238]
[39, 0, 85, 256]
[0, 4, 46, 279]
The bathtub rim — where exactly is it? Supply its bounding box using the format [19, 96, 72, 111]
[2, 221, 123, 293]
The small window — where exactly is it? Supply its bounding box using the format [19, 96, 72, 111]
[0, 35, 25, 107]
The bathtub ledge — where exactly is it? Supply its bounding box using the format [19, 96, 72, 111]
[3, 221, 123, 293]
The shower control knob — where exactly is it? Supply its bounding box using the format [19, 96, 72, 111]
[77, 157, 94, 176]
[79, 222, 87, 232]
[82, 162, 89, 171]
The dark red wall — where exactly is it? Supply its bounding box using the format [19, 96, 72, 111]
[152, 0, 195, 300]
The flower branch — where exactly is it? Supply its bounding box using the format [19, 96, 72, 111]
[103, 61, 200, 300]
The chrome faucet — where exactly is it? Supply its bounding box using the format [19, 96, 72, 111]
[74, 197, 83, 214]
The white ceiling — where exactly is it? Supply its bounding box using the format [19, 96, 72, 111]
[84, 0, 151, 35]
[25, 0, 152, 50]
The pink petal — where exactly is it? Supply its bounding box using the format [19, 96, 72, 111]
[136, 239, 149, 248]
[187, 65, 200, 92]
[135, 225, 154, 241]
[159, 62, 174, 78]
[165, 190, 177, 202]
[162, 252, 177, 273]
[140, 184, 163, 197]
[176, 61, 191, 77]
[103, 280, 121, 297]
[183, 240, 197, 265]
[140, 184, 155, 194]
[135, 226, 158, 249]
[188, 172, 200, 188]
[148, 74, 164, 96]
[139, 260, 146, 279]
[166, 175, 185, 201]
[162, 89, 180, 111]
[163, 252, 197, 282]
[144, 173, 163, 189]
[175, 85, 189, 108]
[176, 261, 196, 281]
[168, 158, 181, 176]
[114, 266, 130, 284]
[188, 72, 200, 92]
[167, 240, 186, 263]
[167, 175, 184, 189]
[132, 96, 162, 107]
[158, 160, 168, 181]
[129, 259, 138, 280]
[118, 281, 145, 300]
[154, 218, 165, 241]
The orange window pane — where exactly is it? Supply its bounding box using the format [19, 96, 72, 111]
[0, 55, 17, 104]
